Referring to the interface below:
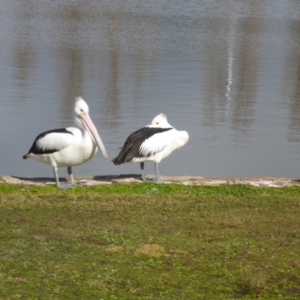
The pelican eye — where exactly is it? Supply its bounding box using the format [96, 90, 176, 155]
[156, 122, 159, 125]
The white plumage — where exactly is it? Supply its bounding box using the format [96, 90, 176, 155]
[112, 113, 189, 181]
[23, 97, 108, 188]
[138, 128, 177, 159]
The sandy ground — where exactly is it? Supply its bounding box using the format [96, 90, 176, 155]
[1, 174, 300, 187]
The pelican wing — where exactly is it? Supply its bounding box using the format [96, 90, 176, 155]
[112, 127, 173, 164]
[139, 128, 176, 157]
[27, 128, 75, 155]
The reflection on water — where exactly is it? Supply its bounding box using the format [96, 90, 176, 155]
[1, 0, 300, 178]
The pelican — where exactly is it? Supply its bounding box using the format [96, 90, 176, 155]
[112, 113, 189, 182]
[23, 97, 108, 189]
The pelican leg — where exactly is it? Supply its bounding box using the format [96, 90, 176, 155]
[141, 162, 164, 182]
[140, 162, 147, 181]
[67, 166, 88, 187]
[155, 163, 161, 182]
[52, 166, 72, 189]
[155, 163, 166, 182]
[53, 166, 60, 186]
[67, 166, 74, 184]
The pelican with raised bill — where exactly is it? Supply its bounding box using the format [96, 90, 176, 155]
[23, 97, 108, 189]
[112, 113, 189, 182]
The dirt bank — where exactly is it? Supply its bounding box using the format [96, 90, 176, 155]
[1, 174, 300, 187]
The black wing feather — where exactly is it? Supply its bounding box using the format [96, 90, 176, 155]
[112, 127, 172, 165]
[23, 128, 73, 158]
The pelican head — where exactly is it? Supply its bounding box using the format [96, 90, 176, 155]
[74, 97, 108, 159]
[151, 113, 172, 128]
[74, 97, 90, 118]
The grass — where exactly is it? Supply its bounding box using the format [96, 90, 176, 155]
[0, 183, 300, 299]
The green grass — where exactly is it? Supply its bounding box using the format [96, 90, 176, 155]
[0, 183, 300, 299]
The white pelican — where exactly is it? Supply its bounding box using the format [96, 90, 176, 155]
[23, 97, 108, 189]
[112, 113, 189, 182]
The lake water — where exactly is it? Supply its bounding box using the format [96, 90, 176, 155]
[1, 0, 300, 179]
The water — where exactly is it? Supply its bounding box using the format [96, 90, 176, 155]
[1, 0, 300, 179]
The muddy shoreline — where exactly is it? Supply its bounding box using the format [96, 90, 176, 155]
[1, 175, 300, 188]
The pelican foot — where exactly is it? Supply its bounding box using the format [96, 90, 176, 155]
[75, 181, 88, 187]
[142, 177, 168, 183]
[157, 180, 168, 183]
[155, 179, 169, 183]
[141, 176, 154, 182]
[57, 183, 74, 189]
